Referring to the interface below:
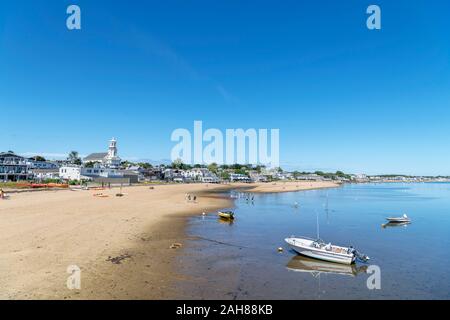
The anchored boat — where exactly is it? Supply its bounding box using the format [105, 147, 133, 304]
[218, 211, 235, 220]
[285, 236, 369, 265]
[386, 214, 411, 223]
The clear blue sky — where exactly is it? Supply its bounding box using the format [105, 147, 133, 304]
[1, 1, 449, 175]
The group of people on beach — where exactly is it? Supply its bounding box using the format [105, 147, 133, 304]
[185, 193, 197, 202]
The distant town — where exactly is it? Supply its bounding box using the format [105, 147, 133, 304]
[1, 138, 449, 187]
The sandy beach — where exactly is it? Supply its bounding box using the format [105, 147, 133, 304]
[0, 181, 338, 300]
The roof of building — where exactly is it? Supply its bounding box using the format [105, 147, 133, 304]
[83, 153, 108, 161]
[30, 168, 60, 173]
[0, 152, 25, 159]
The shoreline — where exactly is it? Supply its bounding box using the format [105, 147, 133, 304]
[0, 181, 338, 299]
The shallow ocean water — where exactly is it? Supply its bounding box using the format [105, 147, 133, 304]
[175, 183, 450, 299]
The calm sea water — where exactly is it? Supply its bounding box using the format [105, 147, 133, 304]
[175, 183, 450, 299]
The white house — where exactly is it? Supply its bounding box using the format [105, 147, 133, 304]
[59, 166, 85, 181]
[31, 169, 60, 180]
[182, 168, 220, 183]
[229, 173, 251, 182]
[60, 164, 123, 181]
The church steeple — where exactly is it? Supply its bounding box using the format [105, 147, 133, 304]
[108, 138, 117, 158]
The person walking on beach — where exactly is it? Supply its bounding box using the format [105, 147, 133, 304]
[0, 188, 5, 199]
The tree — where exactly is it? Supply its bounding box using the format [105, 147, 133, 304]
[67, 151, 81, 165]
[33, 155, 46, 162]
[121, 160, 136, 168]
[220, 171, 230, 180]
[255, 165, 265, 173]
[171, 158, 184, 170]
[138, 162, 153, 169]
[234, 168, 247, 175]
[84, 161, 96, 168]
[207, 162, 218, 174]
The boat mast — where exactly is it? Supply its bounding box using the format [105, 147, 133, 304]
[316, 210, 320, 239]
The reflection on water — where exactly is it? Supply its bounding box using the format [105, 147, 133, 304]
[382, 221, 411, 228]
[217, 218, 234, 226]
[176, 183, 450, 299]
[286, 255, 368, 277]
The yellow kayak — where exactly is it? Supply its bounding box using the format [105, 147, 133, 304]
[218, 211, 235, 220]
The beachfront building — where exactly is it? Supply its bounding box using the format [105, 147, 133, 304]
[295, 173, 325, 181]
[0, 152, 31, 181]
[201, 175, 220, 183]
[163, 168, 185, 182]
[83, 138, 122, 168]
[26, 159, 59, 170]
[31, 168, 60, 181]
[183, 168, 220, 183]
[59, 164, 123, 181]
[273, 172, 293, 180]
[162, 168, 220, 183]
[248, 170, 269, 182]
[351, 174, 369, 183]
[229, 173, 252, 183]
[143, 167, 164, 181]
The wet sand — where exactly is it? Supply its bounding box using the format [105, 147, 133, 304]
[0, 181, 338, 299]
[243, 181, 339, 193]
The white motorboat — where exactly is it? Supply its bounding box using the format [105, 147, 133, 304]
[285, 236, 369, 265]
[386, 214, 411, 223]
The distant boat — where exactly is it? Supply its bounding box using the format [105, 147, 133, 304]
[286, 256, 368, 277]
[218, 211, 235, 220]
[386, 214, 411, 223]
[285, 237, 367, 265]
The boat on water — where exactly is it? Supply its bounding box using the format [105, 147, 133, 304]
[218, 211, 235, 220]
[386, 214, 411, 223]
[286, 256, 368, 277]
[285, 236, 369, 265]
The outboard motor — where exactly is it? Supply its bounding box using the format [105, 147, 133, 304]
[349, 246, 370, 262]
[355, 250, 370, 263]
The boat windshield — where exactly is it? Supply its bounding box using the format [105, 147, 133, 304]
[312, 239, 326, 248]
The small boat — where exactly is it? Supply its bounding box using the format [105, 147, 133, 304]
[386, 214, 411, 223]
[285, 236, 369, 265]
[218, 211, 235, 220]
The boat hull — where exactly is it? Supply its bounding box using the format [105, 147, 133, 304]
[218, 212, 234, 220]
[285, 238, 355, 265]
[386, 218, 411, 223]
